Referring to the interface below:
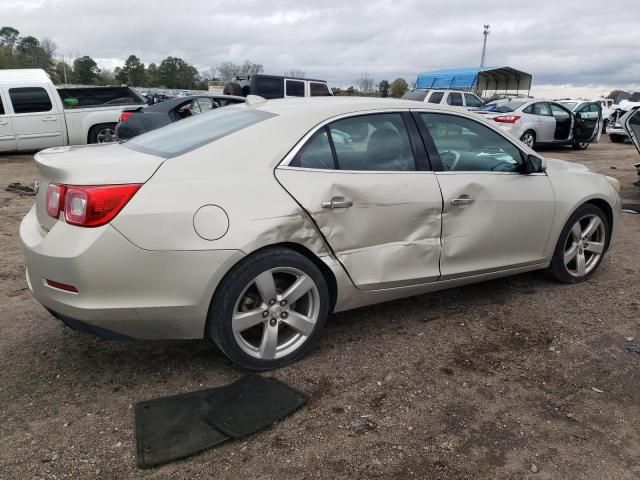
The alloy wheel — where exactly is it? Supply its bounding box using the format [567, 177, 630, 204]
[521, 132, 535, 148]
[96, 127, 117, 143]
[563, 214, 606, 277]
[232, 267, 321, 360]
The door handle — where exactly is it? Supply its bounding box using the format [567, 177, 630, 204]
[0, 120, 7, 125]
[451, 196, 475, 206]
[321, 199, 353, 209]
[42, 116, 58, 122]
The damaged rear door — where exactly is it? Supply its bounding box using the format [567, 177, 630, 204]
[415, 111, 555, 279]
[276, 111, 443, 290]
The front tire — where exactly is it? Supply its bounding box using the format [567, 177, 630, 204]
[547, 204, 609, 284]
[208, 248, 330, 370]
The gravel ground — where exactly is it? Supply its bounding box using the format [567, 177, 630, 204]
[1, 136, 639, 479]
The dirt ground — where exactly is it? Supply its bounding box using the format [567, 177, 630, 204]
[1, 136, 639, 480]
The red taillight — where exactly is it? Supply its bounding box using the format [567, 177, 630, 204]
[46, 183, 66, 218]
[63, 184, 141, 227]
[119, 111, 133, 123]
[46, 183, 141, 227]
[493, 115, 521, 124]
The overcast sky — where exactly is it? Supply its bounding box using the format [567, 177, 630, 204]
[2, 0, 639, 97]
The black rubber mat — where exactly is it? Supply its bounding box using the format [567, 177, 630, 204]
[135, 388, 229, 469]
[206, 375, 308, 438]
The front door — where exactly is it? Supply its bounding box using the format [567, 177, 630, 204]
[6, 85, 64, 150]
[414, 111, 555, 279]
[0, 90, 16, 152]
[573, 102, 602, 143]
[276, 112, 443, 290]
[625, 107, 640, 154]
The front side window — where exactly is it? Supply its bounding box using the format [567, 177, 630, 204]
[197, 97, 215, 111]
[428, 92, 444, 104]
[9, 87, 52, 114]
[126, 107, 276, 158]
[285, 80, 305, 97]
[420, 113, 523, 172]
[446, 92, 463, 106]
[310, 82, 331, 96]
[576, 103, 600, 119]
[464, 94, 482, 108]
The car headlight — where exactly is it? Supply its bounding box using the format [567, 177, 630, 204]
[606, 176, 620, 193]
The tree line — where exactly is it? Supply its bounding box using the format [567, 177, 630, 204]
[0, 25, 411, 96]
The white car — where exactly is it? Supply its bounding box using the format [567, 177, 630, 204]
[21, 97, 621, 370]
[607, 100, 640, 143]
[0, 69, 146, 152]
[402, 89, 484, 110]
[559, 100, 612, 134]
[476, 99, 602, 149]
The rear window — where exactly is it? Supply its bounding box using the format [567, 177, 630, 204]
[402, 90, 428, 101]
[58, 87, 144, 108]
[125, 107, 276, 158]
[479, 100, 526, 113]
[9, 87, 52, 113]
[285, 80, 305, 97]
[428, 92, 444, 104]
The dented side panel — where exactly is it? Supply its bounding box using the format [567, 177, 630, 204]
[435, 172, 555, 278]
[275, 168, 443, 290]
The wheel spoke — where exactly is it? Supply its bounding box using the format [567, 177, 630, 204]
[571, 222, 582, 241]
[254, 271, 277, 304]
[232, 308, 265, 333]
[564, 244, 578, 265]
[281, 275, 315, 305]
[259, 325, 278, 360]
[576, 252, 586, 276]
[282, 311, 316, 336]
[585, 241, 604, 254]
[582, 217, 601, 239]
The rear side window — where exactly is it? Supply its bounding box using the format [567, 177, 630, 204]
[290, 129, 335, 169]
[9, 87, 52, 113]
[255, 77, 283, 99]
[428, 92, 444, 104]
[464, 94, 482, 108]
[446, 92, 463, 106]
[285, 80, 305, 97]
[126, 107, 276, 158]
[402, 90, 428, 101]
[310, 82, 331, 96]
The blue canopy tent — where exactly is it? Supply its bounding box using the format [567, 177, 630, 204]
[415, 66, 532, 96]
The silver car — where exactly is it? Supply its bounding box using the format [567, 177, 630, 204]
[476, 99, 602, 150]
[21, 97, 621, 370]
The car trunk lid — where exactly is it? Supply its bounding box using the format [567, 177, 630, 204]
[34, 143, 163, 231]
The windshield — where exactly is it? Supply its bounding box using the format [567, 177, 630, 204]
[478, 100, 527, 113]
[125, 107, 276, 158]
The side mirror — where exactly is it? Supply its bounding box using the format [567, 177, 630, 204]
[524, 154, 544, 174]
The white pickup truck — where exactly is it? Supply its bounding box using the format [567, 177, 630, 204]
[0, 69, 146, 153]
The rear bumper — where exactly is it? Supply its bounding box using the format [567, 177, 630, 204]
[20, 206, 244, 339]
[606, 127, 628, 137]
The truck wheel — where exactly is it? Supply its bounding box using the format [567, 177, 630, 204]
[223, 82, 243, 96]
[89, 123, 118, 144]
[609, 134, 625, 143]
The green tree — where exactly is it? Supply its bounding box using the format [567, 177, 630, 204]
[73, 56, 100, 84]
[15, 36, 53, 72]
[378, 80, 390, 98]
[389, 78, 408, 98]
[53, 60, 74, 84]
[146, 62, 160, 87]
[116, 55, 146, 86]
[158, 56, 199, 89]
[0, 26, 20, 54]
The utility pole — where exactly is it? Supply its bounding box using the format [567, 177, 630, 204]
[62, 54, 68, 84]
[480, 24, 490, 68]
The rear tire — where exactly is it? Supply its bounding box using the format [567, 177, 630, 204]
[88, 123, 118, 144]
[208, 247, 329, 370]
[609, 134, 625, 143]
[546, 204, 609, 284]
[520, 130, 536, 149]
[223, 82, 242, 96]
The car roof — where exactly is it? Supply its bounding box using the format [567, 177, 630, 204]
[143, 95, 246, 113]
